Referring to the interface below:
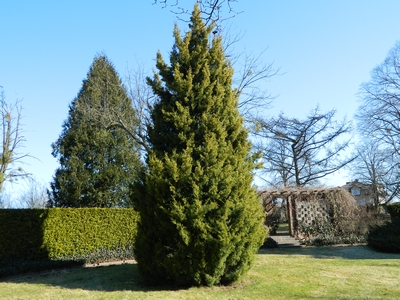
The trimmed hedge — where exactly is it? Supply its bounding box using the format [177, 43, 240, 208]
[0, 209, 48, 260]
[387, 203, 400, 220]
[0, 208, 139, 261]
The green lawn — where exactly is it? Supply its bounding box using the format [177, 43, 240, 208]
[1, 245, 400, 299]
[276, 222, 289, 234]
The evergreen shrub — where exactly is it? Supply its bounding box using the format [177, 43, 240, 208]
[367, 219, 400, 253]
[387, 203, 400, 220]
[0, 208, 138, 261]
[260, 237, 278, 249]
[49, 55, 142, 208]
[0, 209, 49, 260]
[133, 5, 265, 287]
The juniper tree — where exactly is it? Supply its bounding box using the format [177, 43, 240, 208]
[133, 5, 265, 287]
[49, 55, 142, 207]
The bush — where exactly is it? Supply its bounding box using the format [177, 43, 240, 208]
[387, 203, 400, 220]
[133, 6, 265, 287]
[0, 208, 138, 260]
[0, 208, 138, 277]
[299, 206, 387, 246]
[42, 208, 138, 259]
[299, 218, 336, 246]
[367, 219, 400, 253]
[260, 237, 278, 249]
[0, 209, 50, 260]
[262, 189, 391, 247]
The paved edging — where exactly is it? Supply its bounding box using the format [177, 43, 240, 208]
[84, 259, 136, 268]
[270, 235, 302, 248]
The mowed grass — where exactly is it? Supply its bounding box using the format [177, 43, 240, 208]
[1, 245, 400, 299]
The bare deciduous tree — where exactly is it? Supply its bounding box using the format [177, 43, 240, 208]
[234, 49, 279, 121]
[152, 0, 240, 26]
[153, 1, 279, 119]
[0, 89, 32, 192]
[18, 179, 48, 208]
[255, 107, 355, 187]
[356, 41, 400, 205]
[0, 192, 12, 208]
[256, 137, 293, 188]
[357, 41, 400, 156]
[349, 140, 399, 206]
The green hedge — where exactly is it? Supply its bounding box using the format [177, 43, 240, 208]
[367, 219, 400, 253]
[0, 208, 139, 260]
[0, 209, 48, 260]
[387, 203, 400, 220]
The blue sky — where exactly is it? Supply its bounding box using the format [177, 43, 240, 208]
[1, 1, 400, 200]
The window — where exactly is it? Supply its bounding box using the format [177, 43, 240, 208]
[351, 188, 361, 196]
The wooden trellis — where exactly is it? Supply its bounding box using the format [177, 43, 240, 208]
[259, 187, 354, 238]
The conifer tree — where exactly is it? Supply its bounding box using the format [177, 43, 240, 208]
[133, 5, 265, 286]
[49, 55, 142, 207]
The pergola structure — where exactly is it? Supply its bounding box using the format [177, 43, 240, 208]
[259, 187, 354, 238]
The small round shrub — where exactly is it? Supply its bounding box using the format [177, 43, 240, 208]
[260, 237, 278, 248]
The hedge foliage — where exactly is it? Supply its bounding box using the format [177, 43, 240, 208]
[0, 209, 48, 260]
[367, 219, 400, 253]
[0, 208, 138, 261]
[387, 203, 400, 220]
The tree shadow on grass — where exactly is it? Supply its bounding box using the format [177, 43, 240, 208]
[0, 258, 85, 279]
[2, 262, 189, 292]
[258, 244, 400, 260]
[6, 246, 400, 292]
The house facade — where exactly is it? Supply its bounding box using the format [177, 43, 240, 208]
[341, 179, 384, 206]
